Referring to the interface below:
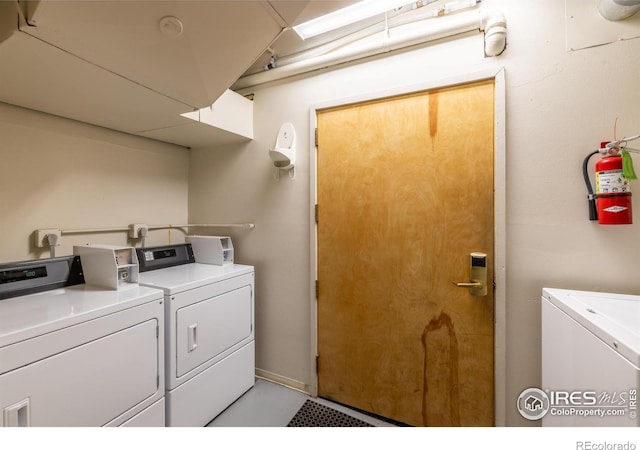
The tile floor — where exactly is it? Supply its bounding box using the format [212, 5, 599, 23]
[206, 378, 395, 427]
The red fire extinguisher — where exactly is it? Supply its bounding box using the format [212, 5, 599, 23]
[584, 142, 633, 225]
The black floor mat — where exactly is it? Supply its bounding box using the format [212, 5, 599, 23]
[287, 400, 375, 427]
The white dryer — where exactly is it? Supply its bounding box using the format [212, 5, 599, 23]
[542, 288, 639, 426]
[0, 256, 165, 427]
[136, 244, 255, 427]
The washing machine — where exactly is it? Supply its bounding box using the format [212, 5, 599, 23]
[135, 243, 255, 427]
[0, 256, 165, 427]
[542, 288, 639, 426]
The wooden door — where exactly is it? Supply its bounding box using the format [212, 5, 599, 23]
[316, 80, 495, 427]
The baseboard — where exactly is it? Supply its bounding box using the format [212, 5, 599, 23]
[255, 368, 309, 394]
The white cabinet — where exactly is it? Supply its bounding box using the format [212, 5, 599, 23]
[140, 90, 254, 148]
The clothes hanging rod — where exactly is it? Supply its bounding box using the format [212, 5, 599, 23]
[61, 227, 130, 235]
[148, 223, 255, 230]
[58, 223, 255, 235]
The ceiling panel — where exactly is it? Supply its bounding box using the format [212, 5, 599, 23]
[0, 31, 194, 134]
[23, 1, 285, 109]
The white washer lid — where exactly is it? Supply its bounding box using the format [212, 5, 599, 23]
[0, 284, 164, 347]
[137, 263, 253, 294]
[543, 288, 640, 368]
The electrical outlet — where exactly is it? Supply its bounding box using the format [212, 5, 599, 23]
[35, 229, 62, 248]
[129, 223, 148, 239]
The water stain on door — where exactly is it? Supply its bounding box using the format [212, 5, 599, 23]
[422, 312, 460, 426]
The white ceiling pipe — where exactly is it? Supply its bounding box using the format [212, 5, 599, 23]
[233, 9, 506, 90]
[482, 10, 507, 57]
[598, 0, 640, 21]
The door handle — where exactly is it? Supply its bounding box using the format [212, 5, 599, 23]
[453, 281, 483, 288]
[453, 252, 487, 297]
[3, 398, 30, 427]
[187, 323, 198, 353]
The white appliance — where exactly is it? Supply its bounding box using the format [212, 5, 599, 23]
[542, 288, 639, 427]
[0, 256, 165, 427]
[186, 235, 234, 266]
[136, 244, 255, 427]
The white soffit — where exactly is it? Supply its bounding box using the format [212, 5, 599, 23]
[0, 31, 194, 134]
[566, 0, 640, 51]
[180, 90, 253, 139]
[23, 1, 284, 108]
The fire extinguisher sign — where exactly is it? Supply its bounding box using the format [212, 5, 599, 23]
[596, 170, 631, 194]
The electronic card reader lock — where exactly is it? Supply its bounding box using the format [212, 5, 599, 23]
[453, 252, 487, 297]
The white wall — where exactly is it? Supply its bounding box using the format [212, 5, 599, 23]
[189, 0, 640, 426]
[0, 103, 189, 262]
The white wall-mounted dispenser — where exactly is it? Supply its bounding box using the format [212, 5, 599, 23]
[269, 122, 296, 179]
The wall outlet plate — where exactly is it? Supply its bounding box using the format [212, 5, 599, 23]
[35, 229, 62, 247]
[129, 223, 147, 239]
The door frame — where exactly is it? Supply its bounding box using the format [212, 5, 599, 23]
[308, 67, 506, 426]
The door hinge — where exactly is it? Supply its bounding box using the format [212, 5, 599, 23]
[315, 280, 319, 299]
[156, 325, 159, 338]
[315, 355, 319, 374]
[157, 375, 160, 389]
[315, 204, 318, 224]
[314, 128, 318, 147]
